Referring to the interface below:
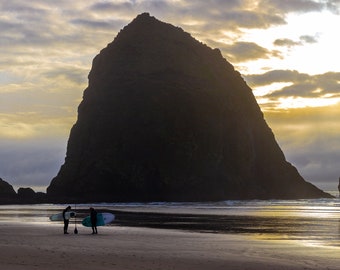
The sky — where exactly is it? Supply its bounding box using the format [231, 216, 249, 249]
[0, 0, 339, 193]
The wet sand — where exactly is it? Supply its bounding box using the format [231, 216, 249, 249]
[0, 221, 339, 270]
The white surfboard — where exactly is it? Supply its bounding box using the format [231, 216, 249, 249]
[49, 211, 76, 221]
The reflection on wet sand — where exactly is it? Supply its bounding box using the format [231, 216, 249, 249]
[1, 200, 340, 248]
[112, 210, 340, 247]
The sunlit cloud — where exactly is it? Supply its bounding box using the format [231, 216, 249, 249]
[245, 70, 340, 110]
[299, 34, 318, 44]
[264, 104, 340, 190]
[0, 112, 75, 139]
[0, 117, 37, 139]
[221, 41, 282, 63]
[274, 34, 319, 48]
[274, 38, 302, 47]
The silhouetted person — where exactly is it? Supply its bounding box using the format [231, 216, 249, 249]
[90, 207, 98, 234]
[338, 177, 340, 197]
[63, 206, 71, 234]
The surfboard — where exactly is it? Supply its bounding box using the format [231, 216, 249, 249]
[81, 213, 115, 227]
[49, 211, 76, 221]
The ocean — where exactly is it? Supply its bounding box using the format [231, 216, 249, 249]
[1, 190, 340, 248]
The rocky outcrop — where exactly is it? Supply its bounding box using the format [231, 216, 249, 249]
[17, 187, 47, 204]
[0, 179, 48, 204]
[47, 13, 331, 202]
[0, 178, 17, 204]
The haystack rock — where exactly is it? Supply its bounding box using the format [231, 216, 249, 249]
[47, 13, 330, 202]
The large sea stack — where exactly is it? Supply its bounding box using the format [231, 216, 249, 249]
[47, 13, 330, 202]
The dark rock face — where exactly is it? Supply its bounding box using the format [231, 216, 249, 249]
[47, 13, 330, 202]
[0, 178, 17, 204]
[17, 187, 46, 204]
[18, 187, 36, 198]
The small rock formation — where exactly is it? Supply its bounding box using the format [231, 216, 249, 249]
[0, 178, 17, 204]
[18, 187, 36, 198]
[17, 187, 46, 204]
[47, 13, 331, 202]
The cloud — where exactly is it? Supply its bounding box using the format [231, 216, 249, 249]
[246, 70, 306, 85]
[274, 35, 319, 48]
[0, 112, 75, 139]
[70, 18, 127, 31]
[263, 104, 340, 190]
[259, 0, 337, 13]
[274, 38, 302, 47]
[326, 0, 340, 14]
[42, 65, 89, 85]
[245, 70, 340, 99]
[219, 41, 282, 62]
[0, 138, 67, 192]
[299, 34, 318, 43]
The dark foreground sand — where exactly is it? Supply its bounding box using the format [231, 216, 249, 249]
[0, 222, 339, 270]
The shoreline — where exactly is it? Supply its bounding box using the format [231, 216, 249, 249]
[0, 222, 339, 270]
[98, 209, 340, 247]
[1, 203, 340, 269]
[2, 203, 340, 247]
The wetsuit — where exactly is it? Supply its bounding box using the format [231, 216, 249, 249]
[90, 208, 98, 234]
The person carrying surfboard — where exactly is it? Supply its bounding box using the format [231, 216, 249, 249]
[63, 206, 72, 234]
[90, 207, 98, 234]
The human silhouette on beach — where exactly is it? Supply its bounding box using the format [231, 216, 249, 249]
[90, 207, 98, 234]
[63, 206, 71, 234]
[338, 177, 340, 197]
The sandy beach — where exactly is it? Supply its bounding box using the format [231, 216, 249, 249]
[1, 222, 340, 270]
